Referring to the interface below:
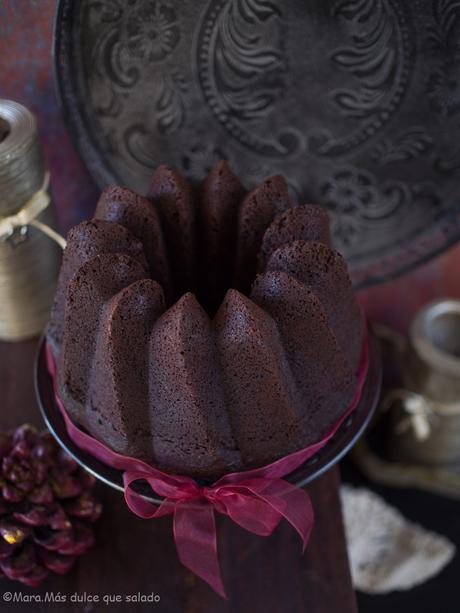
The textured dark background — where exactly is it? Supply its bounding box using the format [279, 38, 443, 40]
[2, 1, 460, 612]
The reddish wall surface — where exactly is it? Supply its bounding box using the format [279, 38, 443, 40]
[0, 0, 98, 230]
[1, 0, 459, 333]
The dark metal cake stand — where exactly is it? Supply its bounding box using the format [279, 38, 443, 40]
[35, 333, 381, 503]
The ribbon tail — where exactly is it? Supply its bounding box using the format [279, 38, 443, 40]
[173, 502, 226, 599]
[257, 481, 315, 552]
[287, 489, 314, 553]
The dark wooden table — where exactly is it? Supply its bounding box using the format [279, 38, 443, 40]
[0, 339, 357, 612]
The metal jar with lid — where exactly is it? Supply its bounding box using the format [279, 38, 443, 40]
[0, 99, 61, 341]
[390, 299, 460, 465]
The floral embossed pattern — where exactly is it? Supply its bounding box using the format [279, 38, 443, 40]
[125, 2, 180, 62]
[56, 0, 460, 286]
[322, 168, 408, 248]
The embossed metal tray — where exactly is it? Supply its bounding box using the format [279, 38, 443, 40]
[54, 0, 460, 286]
[35, 333, 381, 502]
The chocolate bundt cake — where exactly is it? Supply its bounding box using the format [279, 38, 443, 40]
[47, 162, 364, 479]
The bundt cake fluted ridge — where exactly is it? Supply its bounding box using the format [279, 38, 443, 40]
[47, 161, 364, 478]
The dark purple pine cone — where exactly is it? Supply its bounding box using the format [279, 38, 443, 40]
[0, 425, 102, 586]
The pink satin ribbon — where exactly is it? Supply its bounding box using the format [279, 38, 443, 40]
[45, 329, 369, 598]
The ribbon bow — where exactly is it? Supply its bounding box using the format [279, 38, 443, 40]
[123, 469, 313, 597]
[0, 172, 66, 249]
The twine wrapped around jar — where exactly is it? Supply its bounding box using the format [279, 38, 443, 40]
[0, 100, 63, 341]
